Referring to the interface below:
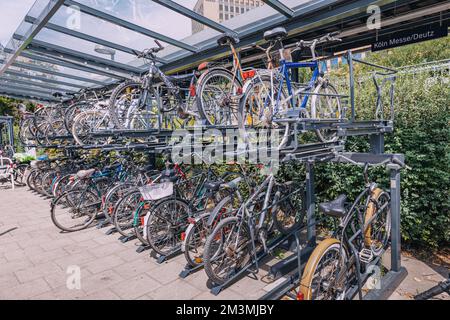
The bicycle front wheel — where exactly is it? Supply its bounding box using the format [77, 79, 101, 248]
[197, 68, 242, 126]
[299, 238, 347, 300]
[310, 82, 342, 142]
[51, 189, 100, 232]
[203, 216, 252, 285]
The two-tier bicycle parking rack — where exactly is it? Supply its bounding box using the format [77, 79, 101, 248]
[20, 50, 408, 300]
[0, 116, 15, 152]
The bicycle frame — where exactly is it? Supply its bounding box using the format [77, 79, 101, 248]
[277, 59, 320, 111]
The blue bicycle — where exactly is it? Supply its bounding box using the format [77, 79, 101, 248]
[238, 28, 343, 144]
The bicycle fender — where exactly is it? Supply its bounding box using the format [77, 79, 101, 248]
[299, 238, 341, 300]
[206, 195, 233, 226]
[195, 67, 236, 95]
[181, 211, 211, 253]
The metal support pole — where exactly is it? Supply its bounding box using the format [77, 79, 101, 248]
[8, 118, 14, 150]
[389, 166, 401, 272]
[305, 161, 316, 245]
[348, 51, 355, 122]
[370, 134, 384, 154]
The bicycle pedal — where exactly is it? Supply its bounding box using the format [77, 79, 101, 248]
[359, 248, 373, 264]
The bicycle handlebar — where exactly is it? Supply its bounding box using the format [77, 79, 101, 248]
[296, 32, 342, 49]
[133, 40, 165, 59]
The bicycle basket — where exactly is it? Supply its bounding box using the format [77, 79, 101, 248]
[139, 182, 174, 201]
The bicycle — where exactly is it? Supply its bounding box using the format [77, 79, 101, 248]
[238, 28, 343, 145]
[202, 162, 306, 285]
[195, 33, 257, 126]
[108, 40, 201, 131]
[296, 158, 403, 300]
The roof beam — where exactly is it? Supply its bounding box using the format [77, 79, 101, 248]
[0, 76, 77, 93]
[151, 0, 237, 34]
[4, 70, 87, 89]
[19, 50, 126, 79]
[261, 0, 295, 18]
[24, 16, 168, 65]
[3, 46, 128, 79]
[0, 0, 65, 76]
[0, 83, 57, 97]
[64, 0, 198, 53]
[21, 37, 142, 75]
[1, 57, 106, 85]
[0, 87, 59, 102]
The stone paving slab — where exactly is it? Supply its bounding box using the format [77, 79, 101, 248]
[0, 187, 264, 300]
[0, 187, 448, 300]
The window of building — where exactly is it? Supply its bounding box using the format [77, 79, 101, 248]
[230, 6, 234, 12]
[219, 4, 223, 10]
[225, 14, 229, 19]
[220, 13, 223, 19]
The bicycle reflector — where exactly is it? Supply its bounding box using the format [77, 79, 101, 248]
[296, 291, 305, 300]
[189, 84, 196, 97]
[181, 232, 186, 241]
[188, 217, 196, 224]
[242, 70, 256, 80]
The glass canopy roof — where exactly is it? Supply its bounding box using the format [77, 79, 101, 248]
[1, 0, 447, 102]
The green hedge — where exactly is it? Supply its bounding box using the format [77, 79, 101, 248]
[311, 38, 450, 248]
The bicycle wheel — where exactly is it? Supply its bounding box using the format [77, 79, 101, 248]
[109, 80, 153, 129]
[364, 189, 391, 256]
[298, 239, 348, 300]
[51, 189, 100, 232]
[133, 201, 153, 246]
[183, 195, 237, 268]
[52, 173, 74, 198]
[272, 184, 306, 235]
[197, 68, 242, 126]
[72, 110, 112, 146]
[19, 118, 35, 145]
[203, 216, 252, 285]
[102, 183, 136, 224]
[310, 82, 342, 142]
[26, 169, 38, 191]
[238, 75, 291, 150]
[113, 189, 142, 238]
[13, 164, 28, 187]
[64, 101, 93, 132]
[146, 198, 190, 256]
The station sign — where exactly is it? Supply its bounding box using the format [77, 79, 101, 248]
[372, 23, 448, 52]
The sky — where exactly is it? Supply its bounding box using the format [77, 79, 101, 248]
[0, 0, 199, 58]
[0, 0, 35, 47]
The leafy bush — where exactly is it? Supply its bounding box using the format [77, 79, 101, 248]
[312, 37, 450, 248]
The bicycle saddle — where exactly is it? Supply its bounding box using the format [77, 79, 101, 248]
[204, 180, 223, 191]
[76, 169, 95, 180]
[318, 194, 347, 218]
[217, 33, 240, 46]
[161, 169, 178, 182]
[263, 27, 288, 42]
[52, 92, 63, 98]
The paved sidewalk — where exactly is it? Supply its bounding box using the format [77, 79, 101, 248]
[0, 187, 273, 300]
[0, 187, 448, 300]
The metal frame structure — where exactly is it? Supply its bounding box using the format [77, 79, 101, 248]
[1, 0, 447, 300]
[0, 0, 447, 101]
[0, 116, 15, 151]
